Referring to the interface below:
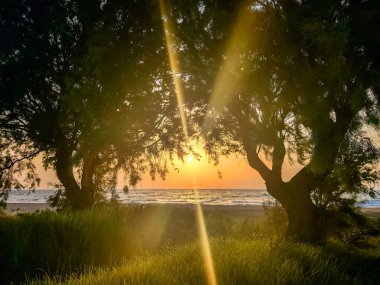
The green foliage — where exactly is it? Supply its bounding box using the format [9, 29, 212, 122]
[168, 0, 380, 240]
[311, 132, 380, 229]
[47, 186, 76, 210]
[262, 200, 288, 237]
[0, 0, 182, 208]
[26, 238, 380, 285]
[1, 0, 379, 241]
[1, 206, 379, 284]
[0, 207, 136, 283]
[0, 140, 41, 206]
[0, 205, 233, 283]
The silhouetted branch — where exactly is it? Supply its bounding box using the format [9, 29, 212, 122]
[1, 150, 44, 171]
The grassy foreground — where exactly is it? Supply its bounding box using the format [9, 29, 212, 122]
[27, 238, 380, 285]
[0, 205, 379, 284]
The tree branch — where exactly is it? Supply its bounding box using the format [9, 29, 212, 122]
[272, 139, 285, 180]
[1, 149, 43, 171]
[245, 141, 271, 181]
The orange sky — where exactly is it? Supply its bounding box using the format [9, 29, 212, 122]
[141, 154, 301, 189]
[31, 125, 379, 190]
[33, 152, 301, 190]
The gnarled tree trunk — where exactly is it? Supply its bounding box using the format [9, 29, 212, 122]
[265, 178, 324, 243]
[55, 145, 84, 209]
[55, 145, 99, 210]
[241, 105, 354, 243]
[245, 137, 332, 243]
[276, 186, 324, 242]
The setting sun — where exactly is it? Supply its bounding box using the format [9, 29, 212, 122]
[2, 1, 380, 284]
[187, 155, 194, 163]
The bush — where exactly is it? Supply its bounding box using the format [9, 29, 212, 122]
[262, 200, 288, 237]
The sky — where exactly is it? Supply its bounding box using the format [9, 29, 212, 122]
[32, 125, 379, 190]
[141, 154, 301, 189]
[33, 151, 302, 190]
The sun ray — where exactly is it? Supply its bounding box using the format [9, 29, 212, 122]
[159, 0, 189, 139]
[202, 0, 257, 133]
[159, 1, 217, 284]
[196, 198, 218, 285]
[190, 169, 218, 285]
[196, 203, 218, 285]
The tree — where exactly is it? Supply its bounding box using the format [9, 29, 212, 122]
[170, 0, 380, 241]
[0, 0, 181, 209]
[345, 0, 380, 104]
[0, 0, 88, 206]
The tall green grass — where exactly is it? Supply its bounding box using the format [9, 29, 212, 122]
[1, 205, 379, 284]
[0, 205, 244, 283]
[27, 238, 379, 285]
[0, 205, 197, 283]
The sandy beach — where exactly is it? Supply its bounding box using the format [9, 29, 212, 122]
[5, 203, 52, 214]
[5, 203, 265, 218]
[360, 207, 380, 218]
[5, 203, 380, 219]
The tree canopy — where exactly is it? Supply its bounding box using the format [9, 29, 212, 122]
[165, 0, 380, 241]
[0, 0, 182, 209]
[1, 0, 379, 241]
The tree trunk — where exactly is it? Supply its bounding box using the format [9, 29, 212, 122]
[276, 187, 324, 243]
[55, 146, 86, 209]
[79, 153, 99, 208]
[54, 143, 100, 209]
[55, 146, 101, 210]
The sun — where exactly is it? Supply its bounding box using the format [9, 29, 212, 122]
[187, 155, 194, 163]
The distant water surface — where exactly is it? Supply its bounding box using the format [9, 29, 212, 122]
[6, 189, 380, 208]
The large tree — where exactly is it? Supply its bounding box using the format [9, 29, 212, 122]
[0, 0, 181, 209]
[0, 0, 89, 205]
[170, 0, 380, 241]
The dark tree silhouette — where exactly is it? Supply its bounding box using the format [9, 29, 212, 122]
[2, 0, 379, 238]
[170, 0, 380, 242]
[0, 0, 181, 209]
[1, 0, 90, 205]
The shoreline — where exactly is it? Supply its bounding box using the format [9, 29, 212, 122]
[4, 203, 265, 216]
[5, 203, 380, 219]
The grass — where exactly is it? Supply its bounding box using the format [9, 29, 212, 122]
[26, 239, 379, 285]
[0, 204, 236, 283]
[0, 205, 379, 284]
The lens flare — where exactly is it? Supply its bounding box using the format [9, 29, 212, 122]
[159, 1, 218, 284]
[202, 0, 257, 133]
[196, 202, 218, 285]
[159, 0, 189, 139]
[191, 172, 218, 285]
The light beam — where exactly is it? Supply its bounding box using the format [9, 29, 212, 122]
[159, 0, 189, 139]
[159, 1, 218, 284]
[202, 0, 257, 133]
[190, 168, 218, 285]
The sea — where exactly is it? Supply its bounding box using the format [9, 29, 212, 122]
[6, 189, 380, 208]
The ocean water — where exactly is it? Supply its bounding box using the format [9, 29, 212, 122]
[6, 189, 380, 208]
